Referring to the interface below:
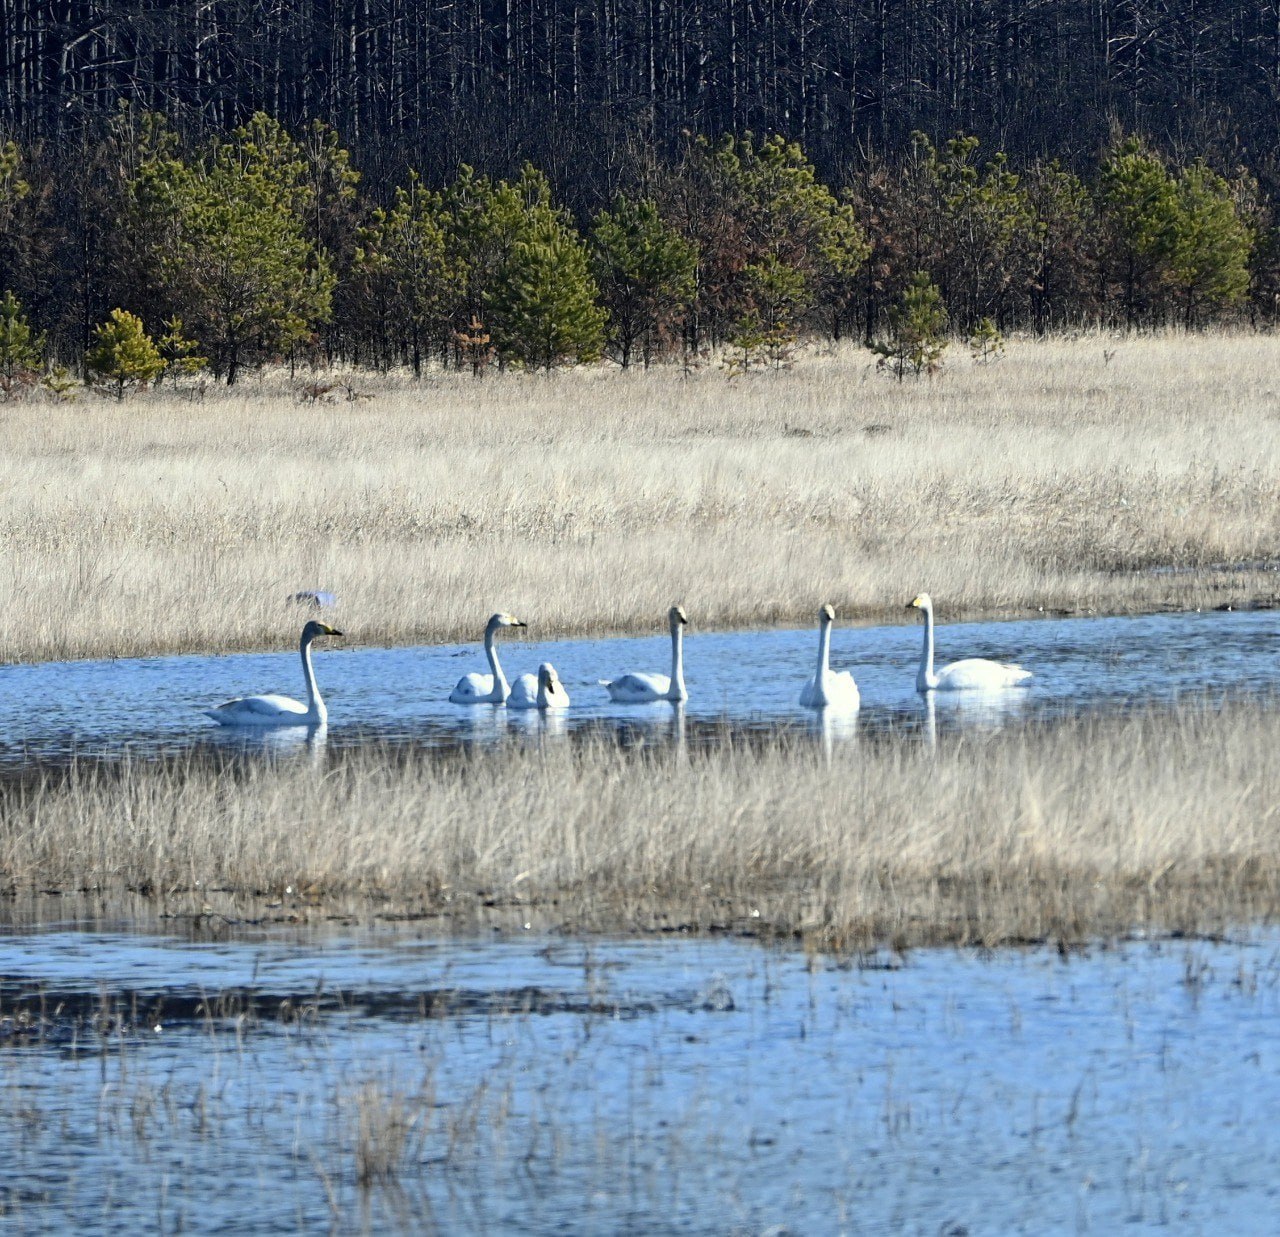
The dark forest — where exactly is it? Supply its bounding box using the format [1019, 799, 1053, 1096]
[0, 0, 1274, 382]
[2, 0, 1278, 195]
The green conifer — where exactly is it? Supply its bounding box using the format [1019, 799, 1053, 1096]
[0, 289, 44, 394]
[487, 218, 606, 369]
[590, 195, 696, 367]
[1170, 163, 1252, 328]
[86, 309, 164, 399]
[870, 272, 949, 380]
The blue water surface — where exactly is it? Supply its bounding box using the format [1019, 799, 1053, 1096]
[1, 923, 1277, 1233]
[0, 606, 1273, 764]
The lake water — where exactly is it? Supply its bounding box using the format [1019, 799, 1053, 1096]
[4, 611, 1277, 1230]
[2, 922, 1278, 1233]
[0, 606, 1275, 766]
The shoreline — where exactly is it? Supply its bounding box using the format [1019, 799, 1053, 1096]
[0, 584, 1276, 667]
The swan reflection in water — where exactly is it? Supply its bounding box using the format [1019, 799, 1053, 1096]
[914, 686, 1032, 752]
[507, 708, 569, 741]
[614, 700, 686, 747]
[806, 705, 859, 762]
[930, 685, 1031, 731]
[448, 705, 512, 744]
[211, 721, 328, 767]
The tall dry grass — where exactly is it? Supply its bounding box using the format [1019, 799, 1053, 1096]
[3, 331, 1280, 662]
[3, 699, 1277, 947]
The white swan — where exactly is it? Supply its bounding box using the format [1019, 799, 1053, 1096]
[600, 606, 688, 702]
[908, 593, 1033, 691]
[204, 621, 342, 727]
[449, 612, 526, 704]
[509, 662, 571, 710]
[799, 604, 860, 709]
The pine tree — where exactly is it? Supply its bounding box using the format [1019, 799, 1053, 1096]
[590, 195, 696, 367]
[487, 217, 606, 370]
[127, 112, 334, 384]
[443, 164, 550, 337]
[1098, 135, 1180, 327]
[870, 272, 949, 381]
[1024, 160, 1099, 333]
[928, 134, 1037, 330]
[355, 171, 459, 373]
[86, 308, 164, 399]
[439, 163, 605, 371]
[0, 289, 44, 395]
[663, 133, 868, 347]
[1170, 163, 1252, 328]
[727, 255, 806, 372]
[156, 317, 208, 385]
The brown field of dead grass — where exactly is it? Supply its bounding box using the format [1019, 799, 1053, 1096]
[2, 331, 1280, 663]
[3, 698, 1276, 949]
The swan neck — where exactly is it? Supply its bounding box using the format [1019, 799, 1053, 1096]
[916, 604, 937, 690]
[669, 621, 687, 701]
[300, 631, 325, 723]
[814, 620, 832, 705]
[484, 624, 509, 700]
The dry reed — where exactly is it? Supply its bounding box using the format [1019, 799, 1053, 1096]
[3, 698, 1277, 947]
[3, 331, 1280, 663]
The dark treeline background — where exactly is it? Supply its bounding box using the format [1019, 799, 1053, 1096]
[3, 0, 1280, 197]
[0, 0, 1274, 386]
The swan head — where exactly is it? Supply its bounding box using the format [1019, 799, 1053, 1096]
[487, 612, 527, 630]
[907, 594, 933, 615]
[819, 603, 836, 625]
[668, 605, 688, 627]
[538, 663, 561, 690]
[302, 621, 343, 640]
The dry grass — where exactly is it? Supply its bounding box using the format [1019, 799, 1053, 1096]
[3, 698, 1277, 948]
[3, 331, 1280, 663]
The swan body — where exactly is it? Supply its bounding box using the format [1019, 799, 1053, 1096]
[509, 663, 570, 710]
[449, 613, 526, 704]
[799, 604, 860, 709]
[601, 606, 688, 703]
[205, 621, 342, 727]
[908, 593, 1032, 692]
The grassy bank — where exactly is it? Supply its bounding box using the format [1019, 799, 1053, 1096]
[4, 699, 1277, 947]
[2, 332, 1280, 664]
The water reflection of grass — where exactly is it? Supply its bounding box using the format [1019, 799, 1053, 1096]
[2, 698, 1277, 947]
[2, 333, 1280, 663]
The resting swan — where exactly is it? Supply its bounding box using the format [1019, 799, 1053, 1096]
[600, 606, 688, 703]
[908, 593, 1033, 691]
[509, 663, 570, 710]
[799, 604, 860, 709]
[204, 621, 342, 726]
[449, 612, 526, 704]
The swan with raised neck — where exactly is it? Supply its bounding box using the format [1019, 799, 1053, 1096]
[799, 604, 860, 709]
[907, 593, 1033, 692]
[204, 621, 343, 726]
[600, 606, 689, 703]
[449, 612, 527, 704]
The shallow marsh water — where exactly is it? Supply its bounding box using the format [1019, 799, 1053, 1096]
[4, 609, 1278, 1231]
[0, 606, 1276, 767]
[2, 922, 1279, 1233]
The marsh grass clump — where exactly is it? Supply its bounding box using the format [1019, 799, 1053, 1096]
[3, 697, 1279, 948]
[350, 1078, 430, 1187]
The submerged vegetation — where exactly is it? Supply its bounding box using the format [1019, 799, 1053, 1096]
[3, 699, 1278, 948]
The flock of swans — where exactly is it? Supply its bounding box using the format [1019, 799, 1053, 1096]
[204, 596, 1031, 728]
